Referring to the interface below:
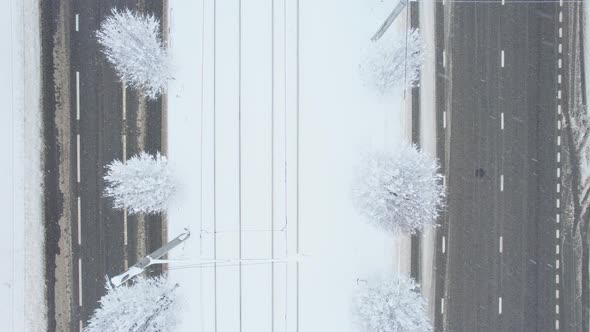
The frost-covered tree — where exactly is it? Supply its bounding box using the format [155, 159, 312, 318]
[85, 276, 179, 332]
[352, 145, 444, 235]
[361, 28, 424, 94]
[352, 274, 432, 332]
[97, 9, 169, 99]
[104, 151, 174, 215]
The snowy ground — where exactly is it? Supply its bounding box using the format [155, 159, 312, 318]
[166, 0, 414, 331]
[586, 2, 589, 112]
[418, 0, 438, 320]
[1, 0, 45, 331]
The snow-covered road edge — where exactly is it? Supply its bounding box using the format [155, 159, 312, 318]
[419, 0, 438, 322]
[1, 0, 46, 331]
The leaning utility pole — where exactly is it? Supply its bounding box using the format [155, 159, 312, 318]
[110, 229, 191, 286]
[370, 0, 409, 41]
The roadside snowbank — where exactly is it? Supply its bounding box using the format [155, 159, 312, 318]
[1, 0, 45, 331]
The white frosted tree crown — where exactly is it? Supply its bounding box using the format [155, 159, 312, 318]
[352, 145, 445, 235]
[104, 151, 175, 215]
[85, 276, 179, 332]
[352, 274, 432, 332]
[97, 8, 169, 99]
[361, 28, 425, 95]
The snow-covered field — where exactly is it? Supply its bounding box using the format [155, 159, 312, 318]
[166, 0, 413, 330]
[1, 0, 45, 331]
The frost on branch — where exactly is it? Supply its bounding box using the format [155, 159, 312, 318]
[352, 145, 445, 235]
[361, 28, 424, 94]
[104, 151, 175, 215]
[352, 274, 432, 332]
[85, 276, 179, 332]
[97, 9, 169, 99]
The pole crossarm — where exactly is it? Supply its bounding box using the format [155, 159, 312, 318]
[370, 0, 408, 41]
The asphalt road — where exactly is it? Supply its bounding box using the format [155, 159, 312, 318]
[434, 2, 583, 331]
[42, 1, 164, 331]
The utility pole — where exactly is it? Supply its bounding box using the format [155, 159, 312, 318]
[110, 229, 191, 286]
[371, 0, 409, 41]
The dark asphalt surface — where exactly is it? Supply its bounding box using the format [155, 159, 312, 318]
[434, 2, 583, 331]
[42, 1, 164, 330]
